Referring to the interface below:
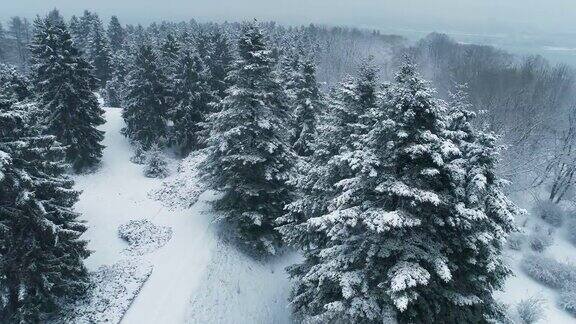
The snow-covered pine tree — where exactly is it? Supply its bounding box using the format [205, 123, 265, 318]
[278, 49, 302, 142]
[278, 61, 379, 244]
[144, 143, 169, 178]
[0, 63, 31, 109]
[279, 48, 302, 102]
[159, 33, 181, 78]
[200, 22, 292, 256]
[0, 71, 90, 322]
[170, 50, 213, 154]
[292, 58, 323, 156]
[206, 29, 234, 101]
[87, 14, 112, 87]
[31, 11, 105, 173]
[70, 10, 96, 56]
[122, 44, 170, 149]
[130, 141, 147, 164]
[105, 49, 131, 107]
[68, 15, 83, 52]
[438, 83, 519, 322]
[280, 61, 517, 323]
[107, 15, 125, 54]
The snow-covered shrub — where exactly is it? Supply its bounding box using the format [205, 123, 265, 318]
[534, 200, 565, 227]
[118, 219, 173, 255]
[507, 232, 526, 250]
[58, 259, 153, 323]
[104, 78, 124, 107]
[520, 254, 576, 289]
[528, 226, 554, 252]
[130, 142, 146, 165]
[516, 296, 546, 324]
[144, 145, 168, 178]
[559, 282, 576, 316]
[150, 150, 207, 209]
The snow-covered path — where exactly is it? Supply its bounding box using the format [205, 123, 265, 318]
[74, 107, 217, 323]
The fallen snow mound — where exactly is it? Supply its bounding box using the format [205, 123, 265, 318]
[118, 219, 173, 255]
[150, 150, 207, 210]
[59, 258, 153, 323]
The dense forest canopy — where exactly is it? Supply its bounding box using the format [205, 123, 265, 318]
[2, 8, 576, 323]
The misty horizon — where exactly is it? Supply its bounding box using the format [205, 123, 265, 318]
[5, 0, 576, 66]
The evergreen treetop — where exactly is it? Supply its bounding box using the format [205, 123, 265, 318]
[30, 10, 105, 172]
[122, 44, 170, 149]
[107, 15, 125, 53]
[200, 22, 292, 255]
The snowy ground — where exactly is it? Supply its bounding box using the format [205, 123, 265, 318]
[498, 202, 576, 323]
[187, 238, 299, 324]
[73, 107, 295, 324]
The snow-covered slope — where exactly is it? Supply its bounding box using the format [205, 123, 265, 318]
[497, 203, 576, 323]
[73, 107, 295, 324]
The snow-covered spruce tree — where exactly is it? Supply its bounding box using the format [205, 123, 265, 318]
[31, 11, 105, 173]
[0, 78, 90, 322]
[122, 44, 170, 149]
[159, 33, 181, 78]
[69, 10, 96, 56]
[107, 15, 125, 54]
[68, 15, 83, 53]
[200, 22, 292, 256]
[0, 63, 31, 110]
[170, 50, 213, 154]
[292, 58, 323, 157]
[105, 49, 131, 107]
[206, 29, 234, 101]
[278, 50, 303, 142]
[86, 14, 112, 87]
[144, 144, 169, 178]
[130, 141, 147, 165]
[280, 62, 517, 323]
[278, 61, 379, 243]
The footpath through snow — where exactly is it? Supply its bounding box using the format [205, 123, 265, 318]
[73, 107, 295, 324]
[74, 107, 216, 323]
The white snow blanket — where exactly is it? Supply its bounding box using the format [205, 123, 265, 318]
[186, 238, 299, 324]
[119, 219, 173, 256]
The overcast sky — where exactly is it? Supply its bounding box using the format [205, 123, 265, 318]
[3, 0, 576, 37]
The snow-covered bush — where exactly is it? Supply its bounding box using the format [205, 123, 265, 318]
[144, 144, 168, 178]
[559, 282, 576, 316]
[534, 200, 565, 227]
[130, 142, 146, 165]
[516, 296, 546, 324]
[520, 254, 576, 289]
[58, 259, 153, 323]
[528, 226, 554, 252]
[150, 150, 207, 209]
[507, 232, 526, 250]
[118, 219, 173, 255]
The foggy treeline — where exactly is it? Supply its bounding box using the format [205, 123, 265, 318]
[2, 12, 573, 195]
